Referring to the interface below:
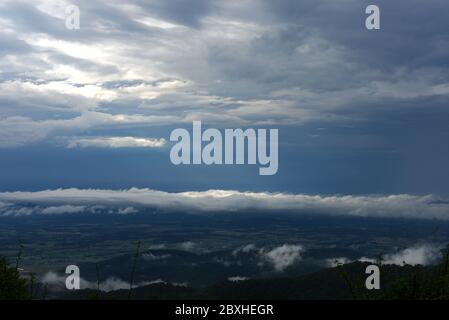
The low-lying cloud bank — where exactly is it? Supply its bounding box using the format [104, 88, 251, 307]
[381, 244, 442, 266]
[0, 188, 449, 220]
[326, 244, 443, 267]
[41, 272, 186, 292]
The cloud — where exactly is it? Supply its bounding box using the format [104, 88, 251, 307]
[230, 243, 305, 271]
[136, 0, 214, 28]
[41, 205, 85, 214]
[358, 257, 376, 264]
[0, 201, 138, 216]
[0, 0, 448, 149]
[263, 244, 304, 271]
[117, 207, 138, 214]
[232, 244, 257, 256]
[41, 271, 166, 292]
[326, 244, 443, 267]
[179, 241, 197, 252]
[142, 252, 171, 261]
[325, 257, 352, 268]
[1, 188, 449, 220]
[382, 245, 442, 266]
[0, 110, 177, 148]
[67, 136, 166, 148]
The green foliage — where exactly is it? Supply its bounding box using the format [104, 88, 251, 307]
[0, 257, 28, 300]
[379, 249, 449, 300]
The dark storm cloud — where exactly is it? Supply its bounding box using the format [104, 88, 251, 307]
[205, 0, 449, 96]
[264, 0, 449, 69]
[134, 0, 215, 28]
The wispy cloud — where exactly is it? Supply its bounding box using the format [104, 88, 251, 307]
[142, 252, 171, 261]
[41, 205, 85, 214]
[67, 136, 166, 148]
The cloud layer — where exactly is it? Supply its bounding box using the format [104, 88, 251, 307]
[0, 0, 448, 148]
[1, 188, 449, 220]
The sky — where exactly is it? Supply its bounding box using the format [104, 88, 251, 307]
[0, 0, 448, 200]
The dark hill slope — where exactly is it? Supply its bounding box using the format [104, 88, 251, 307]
[64, 261, 447, 300]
